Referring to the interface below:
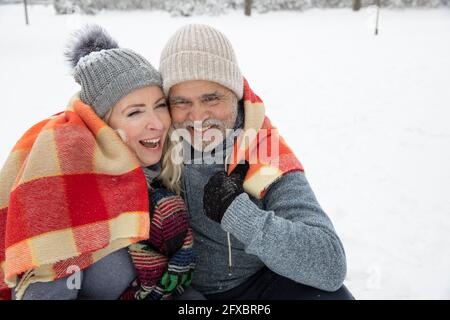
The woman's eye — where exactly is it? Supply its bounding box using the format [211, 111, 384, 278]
[127, 110, 141, 117]
[156, 103, 168, 109]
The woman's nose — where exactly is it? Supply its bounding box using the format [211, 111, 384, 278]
[145, 115, 164, 131]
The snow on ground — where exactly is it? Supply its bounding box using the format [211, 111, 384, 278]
[1, 4, 450, 299]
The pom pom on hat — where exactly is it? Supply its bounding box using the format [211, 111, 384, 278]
[65, 24, 119, 69]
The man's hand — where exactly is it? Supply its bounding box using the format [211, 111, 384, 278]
[203, 162, 249, 223]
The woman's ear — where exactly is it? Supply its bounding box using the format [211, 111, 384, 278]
[115, 128, 128, 143]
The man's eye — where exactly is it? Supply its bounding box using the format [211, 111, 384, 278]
[204, 96, 219, 102]
[172, 101, 190, 107]
[203, 95, 223, 106]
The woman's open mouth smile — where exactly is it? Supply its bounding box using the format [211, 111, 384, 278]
[139, 137, 161, 149]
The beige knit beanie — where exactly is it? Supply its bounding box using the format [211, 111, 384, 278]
[159, 24, 243, 100]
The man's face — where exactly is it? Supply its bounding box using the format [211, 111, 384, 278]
[169, 80, 238, 152]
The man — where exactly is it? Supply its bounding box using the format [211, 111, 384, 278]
[159, 24, 353, 300]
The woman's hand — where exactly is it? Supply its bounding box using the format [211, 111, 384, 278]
[159, 228, 196, 293]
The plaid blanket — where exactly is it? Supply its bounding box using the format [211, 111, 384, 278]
[0, 96, 150, 300]
[227, 79, 304, 198]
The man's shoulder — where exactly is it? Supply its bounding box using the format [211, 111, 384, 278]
[266, 170, 306, 191]
[261, 170, 308, 202]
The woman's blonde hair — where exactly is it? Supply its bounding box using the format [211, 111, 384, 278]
[103, 109, 183, 194]
[159, 128, 183, 194]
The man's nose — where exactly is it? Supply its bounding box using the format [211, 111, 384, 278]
[188, 104, 209, 123]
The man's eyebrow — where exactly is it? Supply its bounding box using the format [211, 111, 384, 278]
[169, 92, 224, 102]
[169, 96, 189, 101]
[201, 91, 224, 98]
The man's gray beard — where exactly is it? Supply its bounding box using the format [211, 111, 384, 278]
[172, 108, 238, 153]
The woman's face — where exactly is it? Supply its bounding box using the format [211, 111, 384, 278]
[107, 85, 171, 167]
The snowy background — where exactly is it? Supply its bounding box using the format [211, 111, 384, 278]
[1, 2, 450, 299]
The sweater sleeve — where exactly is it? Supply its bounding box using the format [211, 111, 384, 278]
[220, 171, 347, 292]
[14, 247, 136, 300]
[14, 274, 80, 300]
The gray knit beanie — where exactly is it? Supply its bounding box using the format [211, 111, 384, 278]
[65, 25, 162, 118]
[159, 24, 243, 100]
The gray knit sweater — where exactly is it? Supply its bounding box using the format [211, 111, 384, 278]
[183, 108, 347, 295]
[183, 163, 347, 295]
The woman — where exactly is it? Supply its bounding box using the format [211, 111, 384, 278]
[0, 25, 196, 300]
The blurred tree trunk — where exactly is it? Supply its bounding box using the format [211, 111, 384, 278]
[245, 0, 252, 16]
[24, 0, 29, 25]
[352, 0, 361, 11]
[375, 0, 381, 35]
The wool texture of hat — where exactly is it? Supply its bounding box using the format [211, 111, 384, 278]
[159, 24, 243, 100]
[65, 24, 162, 118]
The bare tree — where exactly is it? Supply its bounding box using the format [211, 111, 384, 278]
[245, 0, 252, 16]
[375, 0, 381, 35]
[24, 0, 29, 25]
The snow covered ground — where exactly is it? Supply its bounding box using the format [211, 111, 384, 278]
[1, 3, 450, 299]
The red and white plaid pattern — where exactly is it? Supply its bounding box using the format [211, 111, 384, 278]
[0, 96, 150, 299]
[227, 78, 304, 199]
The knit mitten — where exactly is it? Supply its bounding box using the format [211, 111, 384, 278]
[121, 243, 169, 300]
[120, 185, 193, 300]
[148, 186, 189, 258]
[203, 162, 249, 223]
